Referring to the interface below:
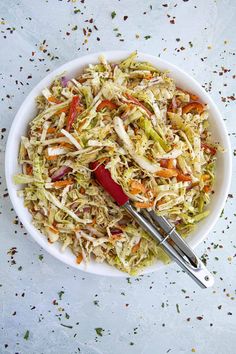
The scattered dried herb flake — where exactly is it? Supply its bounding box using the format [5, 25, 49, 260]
[111, 11, 116, 19]
[24, 330, 30, 340]
[95, 327, 104, 336]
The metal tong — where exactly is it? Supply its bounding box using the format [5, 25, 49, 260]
[90, 161, 214, 288]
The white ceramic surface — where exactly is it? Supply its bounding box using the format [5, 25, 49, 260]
[5, 51, 232, 276]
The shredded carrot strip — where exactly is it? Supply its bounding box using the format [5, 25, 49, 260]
[130, 180, 146, 195]
[26, 164, 33, 175]
[49, 226, 59, 234]
[47, 127, 57, 134]
[176, 173, 192, 182]
[46, 155, 58, 161]
[55, 107, 69, 115]
[157, 198, 166, 207]
[203, 185, 211, 193]
[76, 106, 83, 113]
[52, 179, 73, 188]
[97, 100, 118, 112]
[56, 133, 65, 137]
[88, 218, 96, 226]
[134, 201, 154, 209]
[155, 169, 178, 178]
[131, 241, 141, 254]
[48, 96, 62, 104]
[76, 253, 83, 264]
[145, 73, 153, 80]
[187, 182, 199, 190]
[167, 159, 174, 169]
[59, 142, 74, 149]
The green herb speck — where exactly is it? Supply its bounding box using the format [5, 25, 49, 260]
[60, 323, 73, 329]
[58, 291, 64, 300]
[126, 278, 131, 284]
[24, 330, 30, 340]
[144, 35, 151, 40]
[176, 304, 180, 313]
[95, 327, 104, 336]
[111, 11, 116, 19]
[38, 254, 43, 261]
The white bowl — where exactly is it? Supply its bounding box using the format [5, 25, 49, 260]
[5, 51, 232, 276]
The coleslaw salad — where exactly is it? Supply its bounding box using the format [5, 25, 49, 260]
[13, 52, 220, 275]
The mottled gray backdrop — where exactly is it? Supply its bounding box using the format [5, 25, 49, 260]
[0, 1, 235, 353]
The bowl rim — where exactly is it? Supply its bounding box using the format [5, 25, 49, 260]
[5, 50, 232, 277]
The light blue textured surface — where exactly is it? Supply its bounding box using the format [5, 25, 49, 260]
[0, 1, 236, 353]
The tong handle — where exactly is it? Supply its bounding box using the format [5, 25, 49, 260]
[90, 161, 129, 206]
[147, 211, 198, 265]
[124, 202, 214, 288]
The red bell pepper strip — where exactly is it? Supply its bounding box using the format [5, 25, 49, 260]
[96, 100, 118, 112]
[182, 102, 204, 114]
[201, 142, 217, 155]
[66, 96, 80, 131]
[125, 93, 153, 117]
